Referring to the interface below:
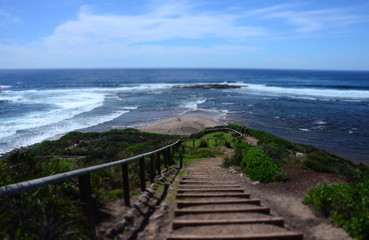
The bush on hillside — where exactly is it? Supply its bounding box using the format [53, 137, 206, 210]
[241, 146, 286, 182]
[303, 182, 369, 240]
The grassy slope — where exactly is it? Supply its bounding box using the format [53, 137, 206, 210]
[0, 128, 179, 239]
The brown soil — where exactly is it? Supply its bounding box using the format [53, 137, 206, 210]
[135, 154, 352, 240]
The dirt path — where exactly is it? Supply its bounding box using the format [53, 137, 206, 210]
[136, 155, 351, 240]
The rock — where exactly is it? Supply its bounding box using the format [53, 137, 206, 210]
[173, 84, 243, 89]
[296, 152, 305, 158]
[160, 204, 168, 211]
[152, 213, 163, 220]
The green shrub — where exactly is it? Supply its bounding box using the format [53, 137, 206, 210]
[223, 148, 244, 167]
[0, 185, 92, 240]
[107, 189, 124, 200]
[241, 146, 285, 182]
[222, 141, 249, 168]
[303, 182, 369, 240]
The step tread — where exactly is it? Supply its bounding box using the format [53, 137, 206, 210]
[172, 218, 285, 229]
[176, 193, 250, 198]
[177, 188, 244, 192]
[167, 232, 303, 240]
[177, 199, 260, 207]
[174, 207, 270, 215]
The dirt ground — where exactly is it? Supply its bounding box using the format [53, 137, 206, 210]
[128, 153, 352, 240]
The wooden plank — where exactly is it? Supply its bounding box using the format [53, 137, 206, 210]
[149, 154, 155, 183]
[167, 232, 303, 240]
[78, 173, 95, 233]
[156, 152, 161, 175]
[178, 185, 241, 188]
[139, 157, 146, 192]
[177, 199, 261, 208]
[182, 176, 214, 179]
[176, 193, 250, 198]
[121, 163, 130, 207]
[172, 218, 285, 229]
[174, 206, 270, 216]
[177, 188, 244, 193]
[180, 180, 236, 184]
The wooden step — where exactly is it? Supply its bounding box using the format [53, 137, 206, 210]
[167, 232, 303, 240]
[174, 206, 270, 216]
[176, 193, 250, 198]
[178, 185, 241, 188]
[177, 188, 244, 193]
[180, 181, 236, 184]
[177, 199, 261, 208]
[182, 177, 215, 180]
[172, 218, 285, 229]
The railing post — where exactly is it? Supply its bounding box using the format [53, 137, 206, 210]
[78, 173, 95, 233]
[150, 154, 155, 183]
[121, 163, 130, 206]
[139, 157, 146, 192]
[193, 140, 195, 148]
[163, 150, 168, 168]
[156, 152, 161, 175]
[167, 148, 173, 165]
[179, 151, 183, 169]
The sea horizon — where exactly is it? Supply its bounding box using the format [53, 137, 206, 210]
[1, 68, 369, 164]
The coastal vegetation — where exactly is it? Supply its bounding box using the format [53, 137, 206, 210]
[0, 129, 179, 239]
[1, 124, 369, 239]
[220, 124, 369, 240]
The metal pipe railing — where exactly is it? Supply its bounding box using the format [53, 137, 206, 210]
[0, 126, 244, 233]
[0, 140, 181, 197]
[0, 139, 182, 232]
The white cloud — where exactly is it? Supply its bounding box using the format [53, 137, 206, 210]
[0, 0, 368, 68]
[42, 1, 266, 51]
[253, 4, 367, 33]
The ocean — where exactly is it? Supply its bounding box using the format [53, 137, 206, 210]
[1, 69, 368, 164]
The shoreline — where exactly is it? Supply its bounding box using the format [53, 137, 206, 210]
[139, 116, 221, 135]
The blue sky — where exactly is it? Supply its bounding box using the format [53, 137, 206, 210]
[0, 0, 369, 70]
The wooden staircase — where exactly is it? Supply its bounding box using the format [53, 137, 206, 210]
[167, 160, 303, 240]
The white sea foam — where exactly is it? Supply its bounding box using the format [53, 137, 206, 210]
[0, 85, 12, 89]
[182, 98, 207, 110]
[0, 109, 129, 155]
[299, 128, 310, 132]
[313, 120, 328, 125]
[0, 89, 106, 139]
[0, 88, 138, 155]
[239, 83, 369, 100]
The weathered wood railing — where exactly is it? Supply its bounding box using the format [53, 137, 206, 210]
[0, 140, 182, 230]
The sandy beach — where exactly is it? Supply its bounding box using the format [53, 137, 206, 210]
[139, 116, 221, 135]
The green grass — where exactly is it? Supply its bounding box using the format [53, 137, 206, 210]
[184, 131, 235, 148]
